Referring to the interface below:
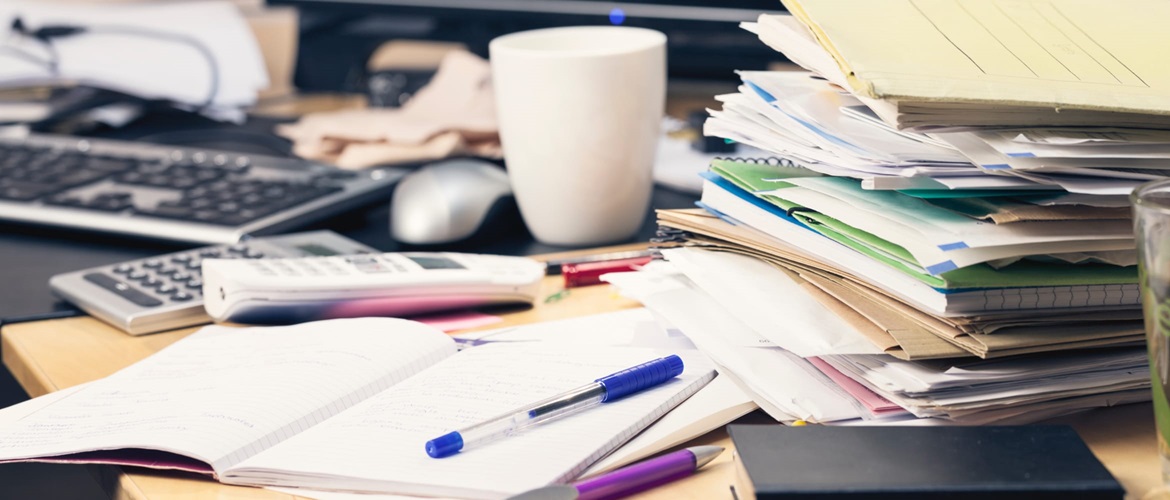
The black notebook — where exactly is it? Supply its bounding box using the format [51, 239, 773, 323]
[728, 424, 1123, 500]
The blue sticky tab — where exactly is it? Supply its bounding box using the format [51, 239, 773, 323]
[1006, 152, 1036, 158]
[744, 81, 777, 103]
[938, 241, 969, 251]
[926, 261, 959, 275]
[425, 431, 464, 458]
[982, 164, 1011, 170]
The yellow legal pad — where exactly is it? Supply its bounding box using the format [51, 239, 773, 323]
[781, 0, 1170, 128]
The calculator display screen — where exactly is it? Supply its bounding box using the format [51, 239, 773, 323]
[296, 244, 341, 256]
[407, 255, 465, 270]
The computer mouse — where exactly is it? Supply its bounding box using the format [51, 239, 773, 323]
[390, 159, 515, 244]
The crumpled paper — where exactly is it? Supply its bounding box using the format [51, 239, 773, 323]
[277, 50, 501, 169]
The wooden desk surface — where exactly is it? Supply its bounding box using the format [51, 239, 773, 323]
[1, 272, 1165, 499]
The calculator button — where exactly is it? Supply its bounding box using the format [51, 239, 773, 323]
[83, 273, 163, 307]
[143, 259, 164, 269]
[199, 249, 222, 258]
[171, 271, 192, 282]
[170, 254, 192, 264]
[126, 269, 147, 280]
[112, 264, 134, 274]
[156, 266, 178, 276]
[185, 260, 202, 270]
[186, 279, 203, 289]
[140, 276, 162, 288]
[157, 284, 177, 294]
[170, 292, 194, 302]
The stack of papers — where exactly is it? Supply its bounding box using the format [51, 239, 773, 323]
[722, 5, 1170, 195]
[779, 0, 1170, 131]
[603, 261, 1149, 425]
[821, 347, 1150, 424]
[602, 0, 1168, 426]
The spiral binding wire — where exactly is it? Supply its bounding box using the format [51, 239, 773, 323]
[713, 156, 802, 168]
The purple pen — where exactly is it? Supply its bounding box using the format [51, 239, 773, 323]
[572, 446, 723, 500]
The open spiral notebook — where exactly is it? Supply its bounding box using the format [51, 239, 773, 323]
[0, 318, 714, 499]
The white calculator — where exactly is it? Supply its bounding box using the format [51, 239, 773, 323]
[202, 252, 546, 325]
[49, 231, 376, 335]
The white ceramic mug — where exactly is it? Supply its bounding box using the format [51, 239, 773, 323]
[490, 26, 666, 246]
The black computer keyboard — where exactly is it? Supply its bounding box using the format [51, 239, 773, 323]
[0, 134, 406, 244]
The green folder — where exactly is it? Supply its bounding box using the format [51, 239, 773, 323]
[706, 159, 1136, 290]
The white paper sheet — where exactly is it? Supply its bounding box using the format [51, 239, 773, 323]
[604, 269, 866, 423]
[662, 247, 883, 356]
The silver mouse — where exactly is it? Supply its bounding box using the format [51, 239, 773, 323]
[390, 159, 514, 244]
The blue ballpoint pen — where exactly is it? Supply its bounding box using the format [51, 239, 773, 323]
[425, 354, 685, 458]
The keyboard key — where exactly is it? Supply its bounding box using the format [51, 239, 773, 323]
[85, 157, 136, 172]
[189, 198, 214, 210]
[138, 204, 194, 220]
[171, 177, 199, 190]
[170, 292, 194, 302]
[0, 180, 56, 201]
[49, 169, 109, 189]
[192, 210, 223, 223]
[83, 273, 163, 307]
[42, 195, 79, 207]
[87, 194, 134, 212]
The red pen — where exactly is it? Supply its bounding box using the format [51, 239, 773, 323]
[561, 255, 654, 288]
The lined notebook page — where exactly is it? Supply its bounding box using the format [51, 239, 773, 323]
[0, 318, 455, 474]
[224, 345, 715, 499]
